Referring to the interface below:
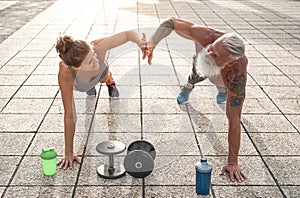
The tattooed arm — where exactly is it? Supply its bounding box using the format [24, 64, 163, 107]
[146, 17, 218, 64]
[219, 57, 248, 182]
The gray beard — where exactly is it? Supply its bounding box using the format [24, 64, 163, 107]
[195, 48, 224, 78]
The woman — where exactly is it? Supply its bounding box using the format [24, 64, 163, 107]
[55, 30, 146, 170]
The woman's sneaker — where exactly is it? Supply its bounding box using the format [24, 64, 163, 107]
[107, 83, 119, 98]
[177, 84, 194, 104]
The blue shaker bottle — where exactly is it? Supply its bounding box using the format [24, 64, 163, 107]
[195, 157, 212, 195]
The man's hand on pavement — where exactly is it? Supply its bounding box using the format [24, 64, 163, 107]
[219, 164, 247, 182]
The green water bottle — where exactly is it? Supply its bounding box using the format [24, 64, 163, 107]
[40, 147, 57, 176]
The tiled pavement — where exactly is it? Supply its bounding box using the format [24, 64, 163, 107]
[0, 0, 299, 197]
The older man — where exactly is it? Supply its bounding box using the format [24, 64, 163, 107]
[144, 17, 248, 182]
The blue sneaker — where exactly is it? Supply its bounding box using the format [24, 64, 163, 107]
[216, 92, 226, 104]
[177, 84, 194, 104]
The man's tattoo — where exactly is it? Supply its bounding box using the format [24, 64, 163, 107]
[224, 69, 246, 107]
[230, 96, 243, 107]
[150, 18, 174, 45]
[224, 70, 246, 96]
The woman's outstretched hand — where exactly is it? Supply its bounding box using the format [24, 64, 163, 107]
[138, 33, 147, 60]
[57, 153, 81, 170]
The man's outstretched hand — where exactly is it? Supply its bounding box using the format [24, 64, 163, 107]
[219, 164, 247, 182]
[145, 40, 155, 65]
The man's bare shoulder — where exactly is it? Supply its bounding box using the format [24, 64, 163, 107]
[190, 25, 225, 46]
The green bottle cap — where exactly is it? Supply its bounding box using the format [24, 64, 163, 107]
[40, 147, 57, 160]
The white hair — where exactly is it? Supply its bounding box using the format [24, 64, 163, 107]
[217, 32, 245, 60]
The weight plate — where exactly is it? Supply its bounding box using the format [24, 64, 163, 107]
[127, 140, 156, 160]
[96, 141, 126, 155]
[97, 163, 126, 179]
[124, 150, 154, 178]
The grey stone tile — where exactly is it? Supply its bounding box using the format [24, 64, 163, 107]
[243, 98, 280, 114]
[290, 50, 300, 58]
[0, 98, 9, 109]
[0, 114, 44, 132]
[241, 115, 297, 132]
[15, 50, 49, 58]
[268, 57, 300, 66]
[0, 133, 34, 155]
[190, 112, 236, 133]
[24, 74, 57, 86]
[0, 75, 27, 86]
[1, 156, 21, 185]
[143, 156, 195, 186]
[260, 50, 295, 58]
[108, 57, 139, 67]
[141, 75, 179, 86]
[0, 188, 4, 197]
[99, 85, 140, 99]
[142, 98, 188, 114]
[213, 186, 283, 198]
[32, 65, 59, 75]
[245, 85, 269, 99]
[254, 45, 285, 52]
[140, 65, 176, 76]
[11, 156, 79, 185]
[282, 186, 300, 198]
[285, 115, 299, 131]
[262, 86, 299, 99]
[253, 75, 295, 86]
[245, 50, 264, 58]
[113, 74, 140, 86]
[38, 114, 94, 133]
[290, 75, 300, 86]
[2, 98, 53, 113]
[250, 133, 300, 155]
[39, 57, 60, 67]
[109, 65, 139, 76]
[14, 85, 58, 98]
[49, 98, 97, 114]
[96, 98, 140, 114]
[248, 57, 273, 66]
[143, 132, 199, 155]
[196, 133, 258, 156]
[273, 98, 300, 114]
[75, 186, 142, 197]
[247, 38, 277, 45]
[4, 186, 73, 198]
[0, 65, 36, 75]
[264, 157, 300, 185]
[27, 133, 86, 157]
[143, 114, 193, 133]
[92, 113, 141, 133]
[77, 156, 139, 186]
[5, 57, 42, 66]
[247, 65, 283, 76]
[145, 186, 210, 198]
[184, 85, 216, 100]
[142, 85, 181, 99]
